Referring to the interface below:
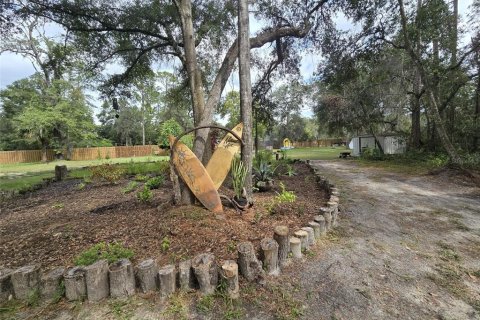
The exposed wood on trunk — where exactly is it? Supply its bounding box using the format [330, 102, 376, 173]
[192, 253, 218, 295]
[158, 264, 176, 298]
[40, 267, 64, 300]
[64, 266, 87, 301]
[11, 265, 40, 300]
[85, 259, 109, 302]
[109, 259, 135, 298]
[220, 260, 239, 299]
[135, 259, 158, 293]
[273, 225, 289, 268]
[260, 238, 280, 276]
[237, 242, 265, 284]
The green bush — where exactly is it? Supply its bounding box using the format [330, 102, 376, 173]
[137, 185, 153, 202]
[361, 148, 384, 160]
[134, 174, 149, 182]
[230, 155, 247, 198]
[122, 181, 138, 194]
[254, 150, 274, 167]
[125, 160, 170, 176]
[90, 164, 126, 183]
[145, 175, 165, 189]
[275, 182, 296, 203]
[74, 242, 134, 266]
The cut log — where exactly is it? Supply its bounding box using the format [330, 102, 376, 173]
[289, 237, 302, 259]
[135, 259, 158, 293]
[0, 268, 13, 303]
[301, 227, 315, 247]
[294, 230, 309, 251]
[158, 264, 176, 298]
[220, 260, 239, 299]
[64, 267, 87, 301]
[330, 196, 339, 203]
[314, 215, 327, 236]
[178, 259, 196, 291]
[273, 225, 289, 268]
[11, 265, 40, 300]
[308, 221, 321, 239]
[55, 165, 68, 181]
[328, 201, 339, 227]
[41, 267, 65, 300]
[109, 259, 135, 298]
[237, 242, 265, 284]
[85, 259, 109, 302]
[320, 207, 332, 230]
[260, 238, 280, 276]
[192, 253, 218, 295]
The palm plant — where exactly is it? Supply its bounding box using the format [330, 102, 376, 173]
[230, 155, 247, 199]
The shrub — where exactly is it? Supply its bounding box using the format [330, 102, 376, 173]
[122, 181, 138, 194]
[230, 155, 247, 198]
[90, 164, 126, 183]
[137, 185, 153, 202]
[275, 182, 296, 203]
[74, 242, 134, 266]
[134, 174, 149, 182]
[254, 150, 274, 167]
[145, 175, 165, 189]
[361, 147, 384, 160]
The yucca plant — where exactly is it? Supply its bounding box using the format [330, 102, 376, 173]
[230, 155, 248, 200]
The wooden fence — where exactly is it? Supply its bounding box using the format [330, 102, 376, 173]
[293, 139, 345, 148]
[0, 145, 167, 164]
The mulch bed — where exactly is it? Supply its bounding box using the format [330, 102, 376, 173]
[0, 163, 327, 271]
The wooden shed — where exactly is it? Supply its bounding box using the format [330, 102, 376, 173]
[349, 134, 406, 156]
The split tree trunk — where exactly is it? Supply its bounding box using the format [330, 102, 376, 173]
[273, 226, 289, 268]
[237, 242, 265, 284]
[109, 259, 135, 298]
[85, 259, 109, 302]
[11, 265, 40, 300]
[64, 266, 87, 301]
[41, 267, 64, 300]
[135, 259, 158, 293]
[192, 253, 218, 295]
[178, 259, 196, 291]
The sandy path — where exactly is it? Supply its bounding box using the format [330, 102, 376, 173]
[291, 160, 480, 320]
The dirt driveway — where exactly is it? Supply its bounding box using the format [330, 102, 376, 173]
[290, 160, 480, 320]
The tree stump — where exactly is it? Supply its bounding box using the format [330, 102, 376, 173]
[55, 165, 68, 181]
[192, 253, 218, 295]
[320, 207, 332, 230]
[135, 259, 158, 293]
[237, 242, 265, 284]
[178, 259, 196, 291]
[109, 259, 135, 298]
[314, 215, 327, 236]
[64, 267, 87, 301]
[273, 225, 289, 269]
[220, 260, 239, 299]
[85, 259, 109, 302]
[41, 267, 65, 300]
[289, 237, 302, 259]
[0, 268, 13, 303]
[158, 264, 176, 298]
[294, 230, 309, 251]
[260, 238, 280, 276]
[308, 221, 321, 239]
[301, 227, 315, 247]
[11, 265, 40, 300]
[330, 196, 339, 203]
[328, 201, 338, 227]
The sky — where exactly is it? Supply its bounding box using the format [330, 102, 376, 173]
[0, 0, 475, 120]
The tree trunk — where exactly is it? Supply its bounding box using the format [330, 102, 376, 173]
[41, 267, 65, 301]
[220, 260, 239, 299]
[41, 141, 48, 162]
[109, 259, 135, 298]
[448, 0, 458, 139]
[158, 264, 176, 298]
[260, 238, 280, 276]
[11, 265, 40, 300]
[410, 0, 423, 150]
[85, 259, 109, 302]
[192, 253, 218, 295]
[238, 0, 254, 202]
[64, 267, 87, 301]
[273, 226, 289, 268]
[237, 242, 265, 283]
[474, 37, 480, 152]
[135, 259, 158, 293]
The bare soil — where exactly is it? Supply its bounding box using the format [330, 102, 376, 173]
[0, 163, 325, 271]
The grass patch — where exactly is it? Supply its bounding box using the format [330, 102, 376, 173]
[278, 147, 349, 160]
[0, 172, 53, 192]
[163, 293, 188, 320]
[109, 298, 135, 320]
[74, 242, 134, 266]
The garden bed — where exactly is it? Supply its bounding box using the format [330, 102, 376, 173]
[0, 162, 327, 271]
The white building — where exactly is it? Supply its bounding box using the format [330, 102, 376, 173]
[349, 134, 406, 156]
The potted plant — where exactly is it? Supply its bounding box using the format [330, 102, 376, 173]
[230, 155, 248, 208]
[253, 150, 277, 192]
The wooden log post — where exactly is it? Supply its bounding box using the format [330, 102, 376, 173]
[11, 265, 40, 300]
[64, 267, 87, 301]
[0, 268, 13, 303]
[55, 165, 68, 181]
[314, 215, 327, 236]
[260, 238, 280, 276]
[85, 259, 109, 302]
[328, 201, 339, 227]
[273, 226, 289, 268]
[135, 259, 158, 293]
[289, 237, 302, 259]
[178, 259, 196, 291]
[192, 253, 218, 295]
[294, 230, 309, 251]
[237, 242, 265, 284]
[109, 259, 135, 298]
[158, 265, 176, 298]
[320, 207, 332, 230]
[308, 221, 321, 239]
[301, 227, 315, 247]
[41, 267, 65, 300]
[220, 260, 239, 299]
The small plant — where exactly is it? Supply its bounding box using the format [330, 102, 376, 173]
[74, 241, 134, 266]
[196, 295, 215, 313]
[76, 182, 86, 190]
[137, 186, 153, 202]
[145, 175, 165, 189]
[90, 164, 126, 183]
[134, 174, 149, 182]
[275, 182, 296, 203]
[26, 288, 41, 307]
[52, 281, 65, 303]
[105, 151, 111, 160]
[230, 155, 247, 199]
[122, 181, 138, 194]
[285, 164, 296, 176]
[51, 202, 64, 209]
[161, 236, 171, 251]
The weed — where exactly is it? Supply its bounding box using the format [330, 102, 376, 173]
[51, 202, 64, 209]
[196, 294, 215, 313]
[52, 280, 65, 303]
[437, 242, 460, 262]
[254, 211, 263, 224]
[122, 181, 138, 194]
[161, 237, 171, 251]
[285, 164, 296, 176]
[110, 299, 134, 320]
[449, 218, 470, 231]
[137, 186, 153, 203]
[74, 241, 134, 266]
[26, 288, 41, 307]
[134, 174, 149, 182]
[164, 293, 188, 320]
[145, 175, 165, 189]
[76, 182, 86, 190]
[90, 164, 126, 183]
[227, 241, 237, 253]
[275, 182, 296, 203]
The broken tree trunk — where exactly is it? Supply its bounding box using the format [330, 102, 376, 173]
[320, 207, 332, 230]
[158, 264, 176, 298]
[85, 259, 109, 302]
[192, 253, 218, 295]
[220, 260, 239, 299]
[135, 259, 158, 293]
[109, 259, 135, 298]
[273, 225, 289, 268]
[260, 238, 280, 276]
[64, 267, 87, 301]
[11, 265, 40, 300]
[178, 259, 196, 291]
[237, 242, 265, 284]
[289, 237, 302, 259]
[41, 267, 65, 300]
[294, 230, 309, 251]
